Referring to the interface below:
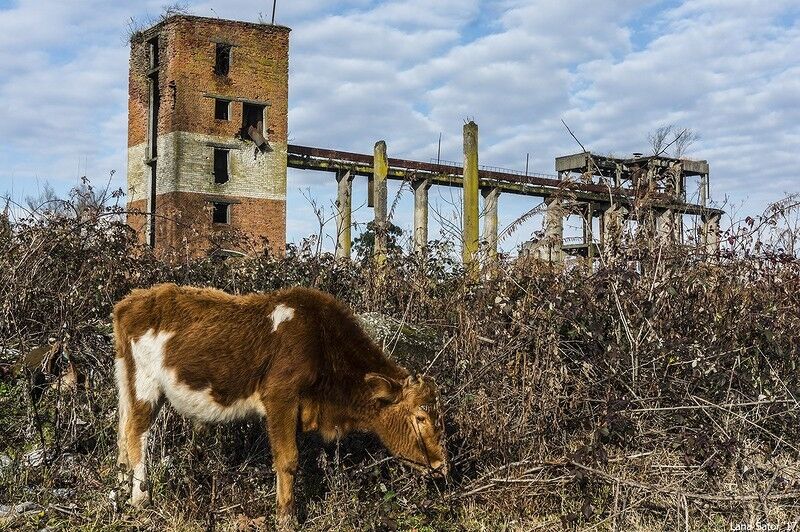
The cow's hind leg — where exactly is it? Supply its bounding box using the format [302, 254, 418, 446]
[115, 357, 131, 480]
[125, 399, 160, 507]
[264, 398, 300, 527]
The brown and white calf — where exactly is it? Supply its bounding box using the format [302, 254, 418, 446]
[113, 283, 447, 520]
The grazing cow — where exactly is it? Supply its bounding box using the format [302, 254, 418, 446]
[112, 283, 447, 522]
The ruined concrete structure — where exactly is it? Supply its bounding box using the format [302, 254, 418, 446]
[288, 139, 723, 267]
[551, 152, 721, 259]
[126, 15, 722, 264]
[127, 15, 289, 256]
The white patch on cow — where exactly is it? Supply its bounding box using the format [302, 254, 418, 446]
[166, 386, 266, 423]
[270, 303, 295, 332]
[130, 329, 174, 405]
[129, 328, 266, 424]
[115, 357, 130, 414]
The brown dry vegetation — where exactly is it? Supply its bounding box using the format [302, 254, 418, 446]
[0, 186, 799, 531]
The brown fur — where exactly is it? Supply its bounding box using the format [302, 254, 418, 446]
[113, 283, 447, 521]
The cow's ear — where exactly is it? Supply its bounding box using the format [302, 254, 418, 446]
[365, 373, 402, 404]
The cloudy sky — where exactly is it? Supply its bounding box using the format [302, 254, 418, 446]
[0, 0, 797, 252]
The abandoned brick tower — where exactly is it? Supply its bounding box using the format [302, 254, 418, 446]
[127, 15, 289, 256]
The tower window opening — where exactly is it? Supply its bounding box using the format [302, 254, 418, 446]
[148, 36, 159, 69]
[212, 202, 230, 224]
[213, 148, 229, 184]
[214, 98, 230, 120]
[241, 102, 268, 148]
[215, 43, 231, 76]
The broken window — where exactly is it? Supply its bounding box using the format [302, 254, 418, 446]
[213, 148, 229, 184]
[241, 102, 268, 149]
[214, 98, 230, 120]
[215, 43, 231, 76]
[212, 202, 230, 224]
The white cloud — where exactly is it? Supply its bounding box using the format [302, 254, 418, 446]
[0, 0, 797, 252]
[567, 0, 799, 211]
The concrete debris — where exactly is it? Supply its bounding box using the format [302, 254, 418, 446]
[52, 488, 74, 500]
[23, 448, 45, 467]
[0, 501, 40, 519]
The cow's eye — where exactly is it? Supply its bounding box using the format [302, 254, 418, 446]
[415, 415, 427, 423]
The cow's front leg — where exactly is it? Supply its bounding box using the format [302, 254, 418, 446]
[264, 398, 299, 527]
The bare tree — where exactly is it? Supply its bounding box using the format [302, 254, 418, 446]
[24, 183, 66, 217]
[648, 125, 674, 156]
[673, 128, 699, 158]
[648, 124, 700, 158]
[126, 3, 191, 41]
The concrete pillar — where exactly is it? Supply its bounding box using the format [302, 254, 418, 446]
[373, 140, 388, 265]
[335, 170, 352, 260]
[538, 198, 564, 262]
[482, 187, 500, 260]
[413, 179, 430, 255]
[702, 213, 720, 255]
[700, 173, 709, 207]
[583, 202, 594, 259]
[601, 205, 626, 253]
[462, 121, 479, 266]
[656, 209, 677, 242]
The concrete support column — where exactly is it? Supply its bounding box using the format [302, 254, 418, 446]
[538, 198, 564, 263]
[462, 121, 479, 267]
[700, 173, 709, 207]
[482, 187, 500, 260]
[413, 179, 430, 256]
[583, 202, 594, 259]
[702, 213, 721, 255]
[335, 170, 352, 260]
[373, 140, 388, 265]
[656, 209, 677, 242]
[601, 205, 626, 254]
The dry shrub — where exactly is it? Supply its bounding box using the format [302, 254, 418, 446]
[0, 190, 799, 530]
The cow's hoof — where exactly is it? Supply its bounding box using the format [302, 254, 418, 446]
[129, 488, 151, 509]
[275, 512, 298, 531]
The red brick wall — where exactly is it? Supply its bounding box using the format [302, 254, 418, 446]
[127, 16, 290, 259]
[129, 16, 289, 147]
[130, 191, 285, 258]
[127, 198, 148, 247]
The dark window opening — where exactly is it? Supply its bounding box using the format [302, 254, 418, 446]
[148, 36, 159, 69]
[212, 202, 230, 224]
[215, 43, 231, 76]
[147, 79, 159, 159]
[146, 36, 160, 159]
[241, 102, 268, 148]
[213, 148, 229, 184]
[214, 98, 230, 120]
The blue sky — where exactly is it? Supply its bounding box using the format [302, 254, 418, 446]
[0, 0, 798, 252]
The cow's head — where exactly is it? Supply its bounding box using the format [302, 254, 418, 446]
[365, 373, 448, 477]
